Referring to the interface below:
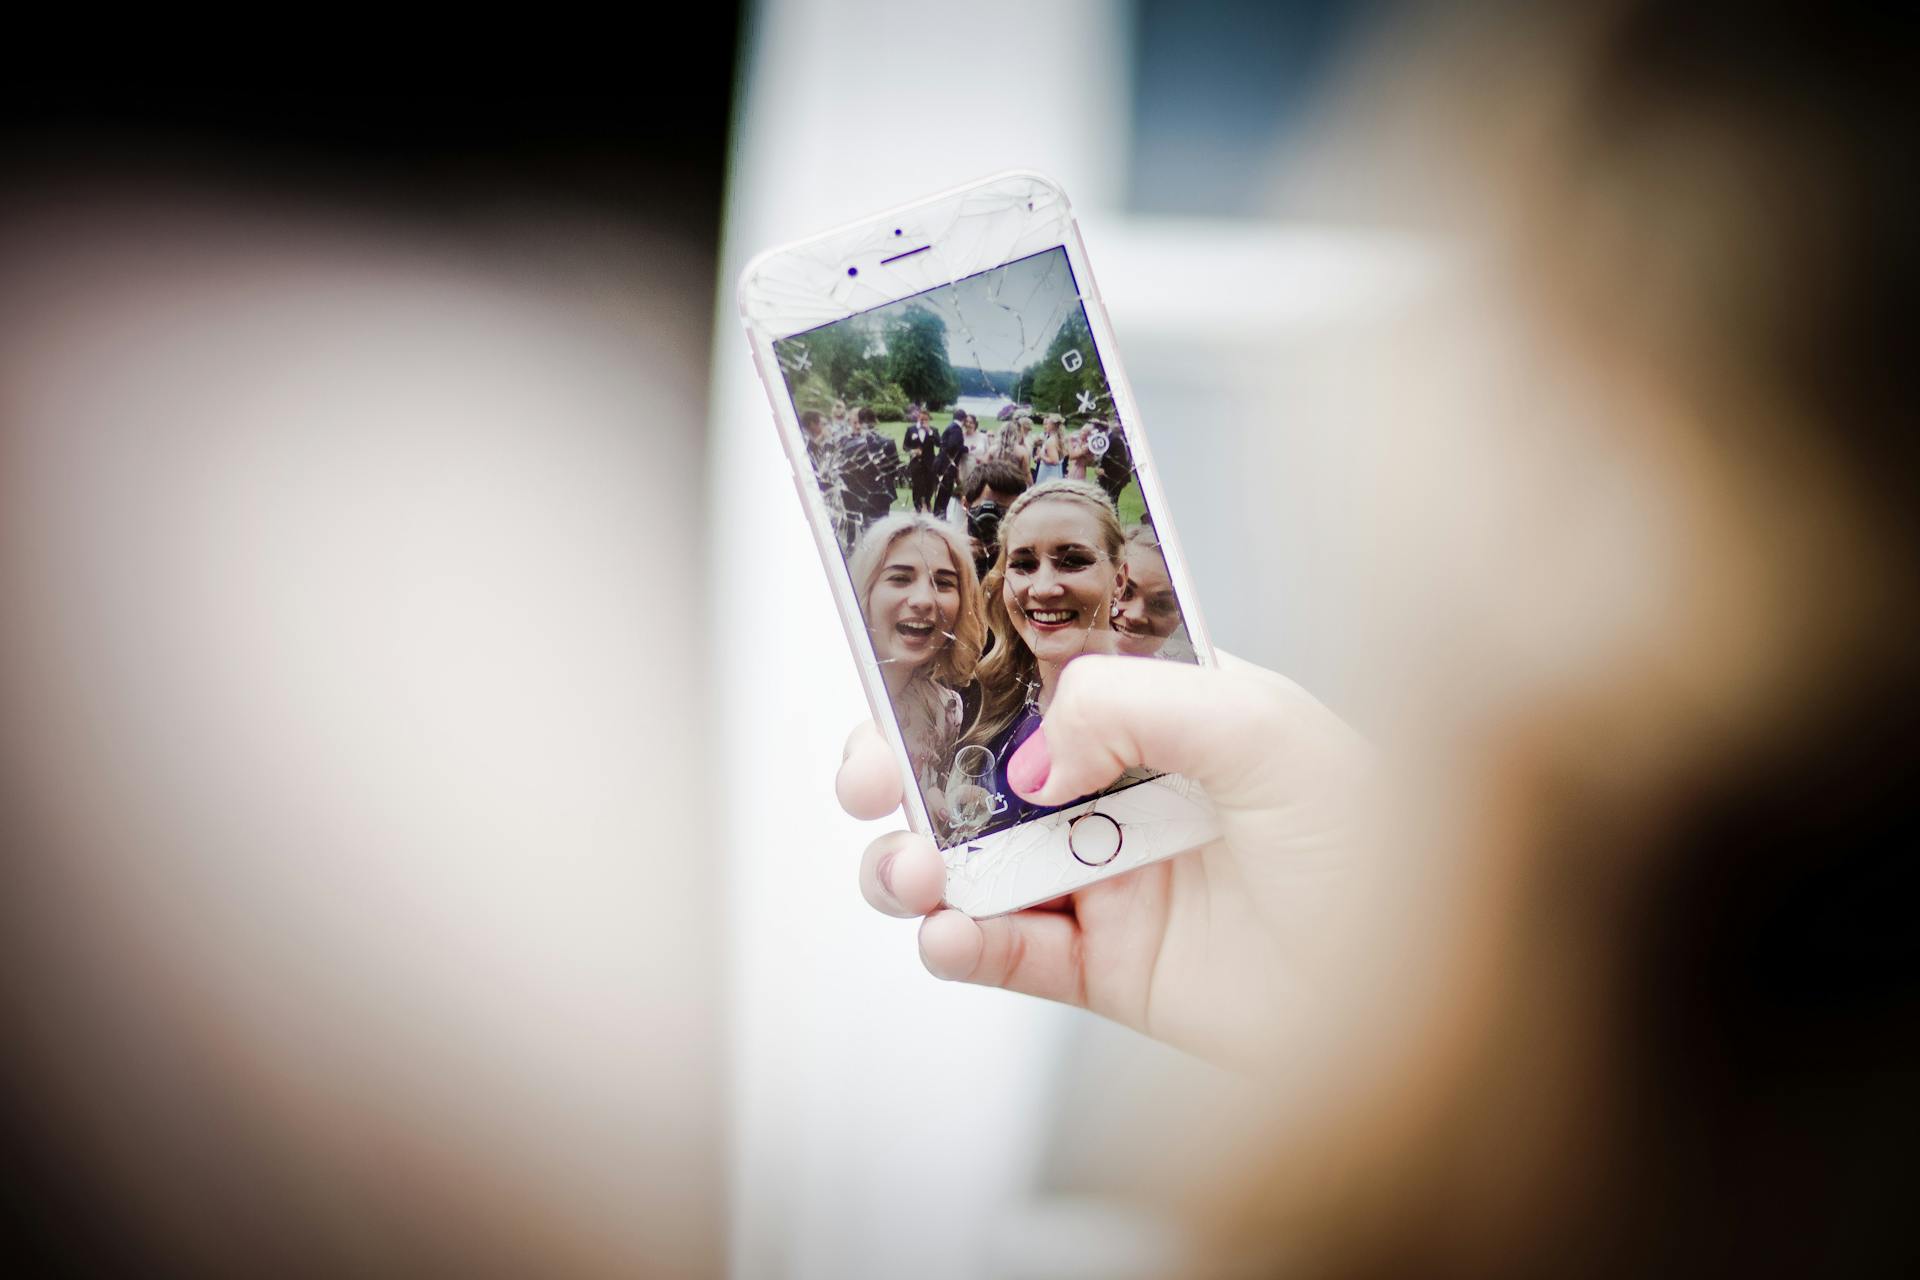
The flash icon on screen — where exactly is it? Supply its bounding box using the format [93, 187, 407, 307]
[1060, 349, 1083, 372]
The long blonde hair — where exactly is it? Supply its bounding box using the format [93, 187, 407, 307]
[848, 512, 985, 714]
[966, 480, 1126, 751]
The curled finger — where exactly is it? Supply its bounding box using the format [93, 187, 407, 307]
[858, 829, 945, 918]
[837, 720, 904, 820]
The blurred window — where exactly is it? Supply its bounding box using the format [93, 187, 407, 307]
[1126, 0, 1392, 216]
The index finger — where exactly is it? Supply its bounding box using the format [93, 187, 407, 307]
[836, 720, 904, 821]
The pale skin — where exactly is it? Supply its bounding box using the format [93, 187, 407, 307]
[1066, 431, 1089, 474]
[1111, 542, 1180, 658]
[845, 502, 1368, 1072]
[998, 500, 1127, 709]
[1038, 427, 1064, 466]
[839, 650, 1369, 1073]
[865, 530, 961, 699]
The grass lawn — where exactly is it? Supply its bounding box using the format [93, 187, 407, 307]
[876, 419, 1146, 528]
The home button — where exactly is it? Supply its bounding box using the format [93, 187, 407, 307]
[1067, 812, 1123, 867]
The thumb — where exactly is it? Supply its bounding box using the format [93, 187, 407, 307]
[1007, 652, 1358, 811]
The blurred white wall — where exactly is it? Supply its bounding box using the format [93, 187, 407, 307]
[0, 192, 723, 1275]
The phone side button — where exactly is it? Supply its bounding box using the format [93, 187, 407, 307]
[1067, 812, 1122, 867]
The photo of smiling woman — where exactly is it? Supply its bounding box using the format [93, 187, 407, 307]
[965, 479, 1138, 823]
[1111, 525, 1193, 661]
[847, 514, 986, 836]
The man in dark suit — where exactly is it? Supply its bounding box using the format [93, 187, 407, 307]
[933, 407, 968, 518]
[902, 409, 938, 513]
[831, 406, 903, 551]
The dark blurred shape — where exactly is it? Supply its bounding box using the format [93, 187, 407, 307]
[1532, 7, 1920, 1272]
[0, 34, 735, 243]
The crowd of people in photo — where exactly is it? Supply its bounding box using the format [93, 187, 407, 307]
[797, 395, 1191, 844]
[797, 399, 1137, 555]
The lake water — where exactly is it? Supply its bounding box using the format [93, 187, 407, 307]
[952, 394, 1016, 419]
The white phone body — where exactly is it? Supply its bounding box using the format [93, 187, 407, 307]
[738, 170, 1219, 917]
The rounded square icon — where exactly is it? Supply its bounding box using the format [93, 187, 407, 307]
[1060, 349, 1084, 372]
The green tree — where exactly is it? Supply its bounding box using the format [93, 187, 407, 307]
[804, 321, 874, 392]
[790, 372, 835, 417]
[884, 305, 958, 410]
[1025, 310, 1107, 421]
[846, 368, 910, 421]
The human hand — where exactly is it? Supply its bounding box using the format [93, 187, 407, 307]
[841, 651, 1370, 1072]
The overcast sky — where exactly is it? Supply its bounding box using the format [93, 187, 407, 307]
[857, 246, 1084, 374]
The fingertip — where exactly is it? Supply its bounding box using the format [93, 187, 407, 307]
[888, 841, 947, 915]
[918, 909, 982, 981]
[836, 724, 903, 821]
[842, 719, 881, 762]
[836, 767, 899, 821]
[860, 832, 941, 918]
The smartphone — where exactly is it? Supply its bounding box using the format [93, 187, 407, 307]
[738, 171, 1219, 917]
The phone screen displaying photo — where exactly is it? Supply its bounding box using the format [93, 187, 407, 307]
[773, 246, 1197, 848]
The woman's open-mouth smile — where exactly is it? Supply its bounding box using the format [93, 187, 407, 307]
[894, 617, 939, 648]
[1022, 607, 1080, 631]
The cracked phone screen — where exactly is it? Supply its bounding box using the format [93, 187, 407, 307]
[767, 242, 1198, 850]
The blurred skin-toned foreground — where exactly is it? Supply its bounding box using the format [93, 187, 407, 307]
[844, 2, 1915, 1274]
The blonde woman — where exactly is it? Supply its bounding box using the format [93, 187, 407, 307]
[997, 416, 1032, 479]
[958, 413, 990, 491]
[1033, 415, 1067, 484]
[1110, 525, 1190, 660]
[847, 513, 986, 829]
[964, 480, 1128, 815]
[1065, 424, 1090, 481]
